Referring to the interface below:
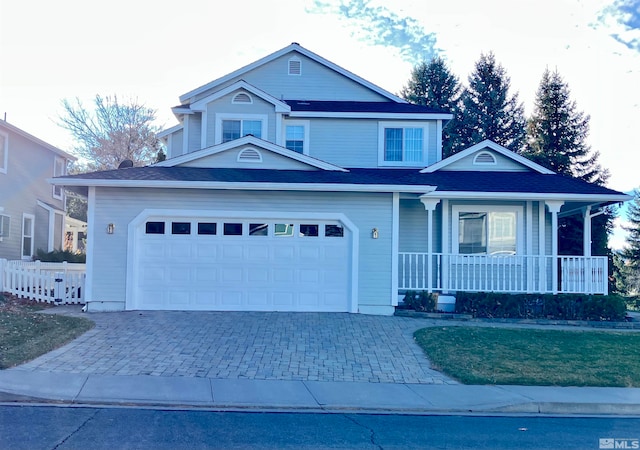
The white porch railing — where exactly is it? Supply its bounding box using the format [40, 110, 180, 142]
[1, 259, 86, 304]
[398, 253, 608, 295]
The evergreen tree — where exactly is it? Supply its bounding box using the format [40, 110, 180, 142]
[619, 189, 640, 296]
[451, 52, 526, 154]
[523, 68, 613, 257]
[400, 56, 461, 157]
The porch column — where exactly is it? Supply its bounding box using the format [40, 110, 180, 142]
[583, 206, 592, 258]
[546, 201, 564, 294]
[420, 197, 441, 293]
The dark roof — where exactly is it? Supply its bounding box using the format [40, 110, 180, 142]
[172, 101, 451, 115]
[57, 167, 625, 197]
[283, 100, 450, 115]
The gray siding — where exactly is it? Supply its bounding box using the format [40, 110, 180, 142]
[168, 129, 183, 158]
[187, 114, 202, 153]
[180, 147, 316, 170]
[194, 53, 389, 104]
[441, 151, 530, 172]
[90, 188, 394, 312]
[0, 125, 66, 260]
[310, 118, 378, 167]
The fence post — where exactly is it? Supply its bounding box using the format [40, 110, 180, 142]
[0, 258, 6, 293]
[54, 272, 64, 303]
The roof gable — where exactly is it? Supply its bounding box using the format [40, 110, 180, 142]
[187, 80, 291, 113]
[421, 140, 554, 174]
[0, 119, 76, 161]
[179, 43, 406, 104]
[154, 135, 347, 172]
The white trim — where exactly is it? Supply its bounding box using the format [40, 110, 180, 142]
[214, 113, 268, 144]
[157, 123, 183, 139]
[153, 135, 347, 172]
[526, 201, 533, 257]
[232, 92, 253, 104]
[473, 151, 497, 165]
[436, 119, 443, 162]
[282, 120, 310, 155]
[37, 201, 65, 252]
[190, 80, 290, 113]
[200, 110, 208, 150]
[126, 209, 359, 313]
[452, 204, 525, 255]
[289, 111, 451, 120]
[421, 139, 555, 174]
[377, 121, 429, 167]
[21, 213, 35, 260]
[179, 43, 406, 104]
[237, 148, 263, 163]
[391, 192, 399, 306]
[0, 128, 8, 174]
[85, 187, 95, 304]
[288, 56, 302, 76]
[53, 156, 66, 199]
[182, 115, 190, 156]
[419, 191, 630, 202]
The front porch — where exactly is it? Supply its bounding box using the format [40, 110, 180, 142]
[398, 253, 608, 295]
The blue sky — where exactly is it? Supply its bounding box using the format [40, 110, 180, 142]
[1, 0, 638, 246]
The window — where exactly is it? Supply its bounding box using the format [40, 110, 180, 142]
[300, 224, 319, 237]
[171, 222, 191, 235]
[223, 223, 243, 236]
[249, 223, 268, 236]
[221, 119, 263, 142]
[285, 125, 305, 153]
[378, 123, 426, 166]
[325, 224, 344, 237]
[22, 214, 34, 259]
[0, 214, 10, 239]
[0, 130, 7, 174]
[454, 207, 521, 255]
[53, 157, 65, 199]
[197, 222, 217, 235]
[145, 221, 165, 234]
[274, 223, 294, 237]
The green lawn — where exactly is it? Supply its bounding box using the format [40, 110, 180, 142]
[414, 326, 640, 387]
[0, 297, 94, 369]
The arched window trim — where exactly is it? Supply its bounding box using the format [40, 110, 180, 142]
[232, 92, 253, 104]
[237, 147, 263, 163]
[473, 151, 497, 165]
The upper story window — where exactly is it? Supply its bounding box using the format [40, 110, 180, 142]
[53, 157, 65, 199]
[378, 122, 427, 166]
[216, 114, 268, 144]
[288, 57, 302, 75]
[0, 214, 10, 240]
[453, 206, 522, 256]
[222, 119, 262, 142]
[0, 130, 8, 174]
[283, 121, 309, 154]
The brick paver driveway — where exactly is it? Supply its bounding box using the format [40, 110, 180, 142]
[19, 311, 456, 384]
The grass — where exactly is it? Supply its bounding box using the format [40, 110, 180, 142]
[0, 295, 94, 369]
[414, 326, 640, 387]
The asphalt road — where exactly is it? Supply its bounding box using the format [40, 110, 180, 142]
[1, 405, 639, 449]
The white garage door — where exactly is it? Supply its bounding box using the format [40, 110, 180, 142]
[131, 217, 352, 312]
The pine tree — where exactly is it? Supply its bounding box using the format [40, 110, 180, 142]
[523, 68, 613, 257]
[451, 52, 526, 154]
[400, 56, 461, 157]
[619, 189, 640, 295]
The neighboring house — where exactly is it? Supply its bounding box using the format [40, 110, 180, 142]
[0, 119, 76, 261]
[52, 43, 630, 315]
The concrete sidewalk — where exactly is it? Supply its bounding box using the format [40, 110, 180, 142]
[1, 369, 640, 415]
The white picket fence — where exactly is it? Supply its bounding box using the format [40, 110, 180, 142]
[0, 259, 86, 304]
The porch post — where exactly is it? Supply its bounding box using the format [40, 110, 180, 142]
[583, 206, 592, 258]
[546, 201, 564, 294]
[420, 197, 441, 293]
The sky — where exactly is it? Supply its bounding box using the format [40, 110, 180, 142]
[1, 0, 639, 247]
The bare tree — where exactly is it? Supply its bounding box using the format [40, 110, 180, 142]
[58, 95, 163, 171]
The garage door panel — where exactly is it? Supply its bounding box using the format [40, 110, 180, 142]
[134, 217, 351, 312]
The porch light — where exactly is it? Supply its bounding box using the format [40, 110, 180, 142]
[372, 228, 379, 239]
[107, 223, 115, 234]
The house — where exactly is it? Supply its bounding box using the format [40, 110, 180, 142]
[0, 119, 76, 261]
[51, 43, 630, 315]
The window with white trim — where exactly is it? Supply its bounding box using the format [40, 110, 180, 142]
[453, 205, 522, 255]
[22, 213, 34, 259]
[283, 120, 309, 154]
[0, 130, 8, 174]
[216, 114, 267, 144]
[53, 156, 65, 199]
[0, 214, 10, 240]
[378, 122, 427, 166]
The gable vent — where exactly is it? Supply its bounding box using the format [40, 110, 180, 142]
[237, 148, 263, 163]
[288, 58, 301, 75]
[473, 151, 497, 165]
[232, 92, 252, 104]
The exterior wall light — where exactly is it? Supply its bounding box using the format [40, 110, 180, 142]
[107, 223, 115, 234]
[372, 228, 379, 239]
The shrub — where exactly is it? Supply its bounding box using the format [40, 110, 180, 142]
[402, 291, 437, 312]
[455, 292, 627, 321]
[35, 249, 86, 263]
